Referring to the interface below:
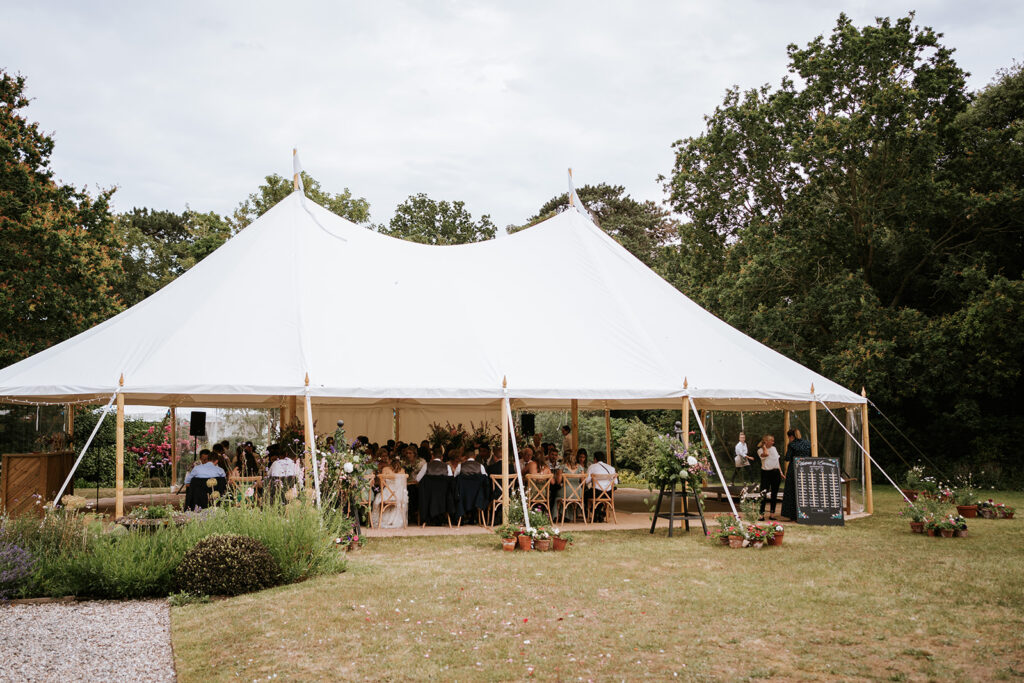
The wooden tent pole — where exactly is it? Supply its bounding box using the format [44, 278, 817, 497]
[288, 395, 298, 427]
[570, 399, 579, 455]
[501, 378, 509, 525]
[302, 374, 314, 491]
[809, 384, 818, 458]
[66, 404, 75, 449]
[604, 402, 613, 466]
[861, 387, 874, 514]
[170, 406, 178, 493]
[782, 410, 790, 474]
[681, 377, 690, 448]
[292, 148, 300, 190]
[394, 404, 400, 442]
[115, 374, 125, 519]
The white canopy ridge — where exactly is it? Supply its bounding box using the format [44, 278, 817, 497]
[0, 190, 864, 411]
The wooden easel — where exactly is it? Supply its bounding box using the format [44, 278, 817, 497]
[649, 479, 708, 537]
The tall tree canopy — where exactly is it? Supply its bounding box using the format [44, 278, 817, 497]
[523, 183, 677, 268]
[663, 14, 1024, 478]
[231, 172, 371, 230]
[112, 208, 231, 308]
[0, 70, 121, 367]
[380, 193, 495, 245]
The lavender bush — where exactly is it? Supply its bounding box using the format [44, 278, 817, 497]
[0, 542, 35, 598]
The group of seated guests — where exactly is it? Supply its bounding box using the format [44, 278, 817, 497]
[181, 439, 307, 508]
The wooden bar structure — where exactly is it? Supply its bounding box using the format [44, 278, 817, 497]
[500, 377, 509, 524]
[861, 387, 874, 514]
[1, 451, 76, 515]
[115, 374, 125, 518]
[809, 383, 818, 458]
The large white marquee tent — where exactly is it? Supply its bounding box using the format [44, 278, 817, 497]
[0, 186, 874, 517]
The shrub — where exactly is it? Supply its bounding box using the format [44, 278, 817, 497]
[0, 542, 35, 598]
[175, 534, 281, 596]
[616, 419, 659, 472]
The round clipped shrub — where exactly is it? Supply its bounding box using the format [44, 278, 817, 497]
[175, 534, 281, 596]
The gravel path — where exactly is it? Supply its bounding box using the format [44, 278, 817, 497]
[0, 600, 175, 682]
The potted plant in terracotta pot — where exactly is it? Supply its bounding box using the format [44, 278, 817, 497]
[768, 523, 785, 545]
[901, 465, 925, 502]
[516, 526, 532, 551]
[953, 485, 978, 518]
[934, 516, 956, 538]
[900, 502, 928, 533]
[996, 503, 1015, 519]
[496, 523, 518, 552]
[533, 528, 552, 551]
[552, 528, 572, 551]
[952, 515, 969, 537]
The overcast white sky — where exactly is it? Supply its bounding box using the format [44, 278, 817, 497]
[3, 1, 1021, 229]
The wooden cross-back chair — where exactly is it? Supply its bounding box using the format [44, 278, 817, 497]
[526, 474, 553, 522]
[590, 473, 617, 524]
[559, 473, 587, 524]
[376, 473, 407, 528]
[488, 474, 512, 526]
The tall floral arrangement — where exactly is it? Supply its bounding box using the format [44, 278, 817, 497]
[467, 421, 501, 451]
[427, 421, 469, 451]
[318, 437, 374, 503]
[640, 436, 712, 490]
[128, 424, 174, 482]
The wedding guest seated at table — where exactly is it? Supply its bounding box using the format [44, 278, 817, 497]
[585, 450, 618, 522]
[526, 451, 551, 476]
[269, 447, 298, 478]
[454, 447, 485, 477]
[417, 441, 431, 461]
[183, 449, 227, 509]
[417, 445, 450, 481]
[373, 458, 409, 528]
[520, 446, 534, 474]
[185, 449, 226, 484]
[556, 449, 587, 521]
[483, 445, 503, 478]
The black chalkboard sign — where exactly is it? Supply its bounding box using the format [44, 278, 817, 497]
[792, 457, 844, 526]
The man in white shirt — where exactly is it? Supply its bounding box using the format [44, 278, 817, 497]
[417, 446, 451, 481]
[184, 449, 226, 484]
[731, 432, 753, 485]
[269, 453, 298, 478]
[585, 451, 617, 522]
[454, 449, 485, 477]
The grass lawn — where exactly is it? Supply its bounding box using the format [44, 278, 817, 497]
[171, 490, 1024, 681]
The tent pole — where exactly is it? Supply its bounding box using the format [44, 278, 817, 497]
[288, 395, 298, 428]
[501, 378, 509, 525]
[394, 404, 400, 442]
[782, 410, 790, 475]
[66, 404, 75, 449]
[115, 374, 125, 519]
[809, 384, 818, 458]
[570, 399, 579, 455]
[279, 400, 286, 434]
[604, 403, 613, 467]
[861, 387, 873, 514]
[681, 378, 689, 448]
[170, 406, 177, 493]
[303, 375, 321, 506]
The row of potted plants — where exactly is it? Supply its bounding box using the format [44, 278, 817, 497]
[495, 523, 574, 551]
[711, 515, 785, 548]
[976, 500, 1015, 519]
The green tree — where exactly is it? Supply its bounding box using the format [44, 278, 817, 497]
[113, 208, 232, 307]
[662, 14, 1024, 479]
[0, 70, 122, 367]
[523, 184, 678, 267]
[231, 172, 371, 230]
[380, 193, 495, 245]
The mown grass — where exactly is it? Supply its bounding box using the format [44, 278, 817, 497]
[171, 489, 1024, 681]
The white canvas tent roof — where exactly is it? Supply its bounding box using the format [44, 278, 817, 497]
[0, 191, 864, 411]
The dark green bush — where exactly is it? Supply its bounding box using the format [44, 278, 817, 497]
[175, 534, 281, 596]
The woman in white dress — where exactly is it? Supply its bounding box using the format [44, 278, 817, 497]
[373, 459, 409, 528]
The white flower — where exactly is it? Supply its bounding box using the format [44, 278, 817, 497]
[352, 454, 360, 463]
[687, 455, 698, 466]
[553, 528, 560, 535]
[343, 462, 354, 473]
[244, 487, 255, 498]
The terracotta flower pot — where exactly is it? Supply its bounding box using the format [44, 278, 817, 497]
[901, 489, 919, 502]
[553, 537, 567, 551]
[752, 541, 764, 549]
[909, 522, 924, 534]
[535, 539, 551, 551]
[728, 535, 744, 549]
[926, 528, 938, 537]
[940, 529, 954, 538]
[719, 536, 730, 545]
[999, 510, 1014, 519]
[769, 532, 784, 546]
[954, 529, 968, 538]
[956, 505, 978, 518]
[979, 508, 997, 519]
[517, 534, 532, 551]
[502, 539, 517, 552]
